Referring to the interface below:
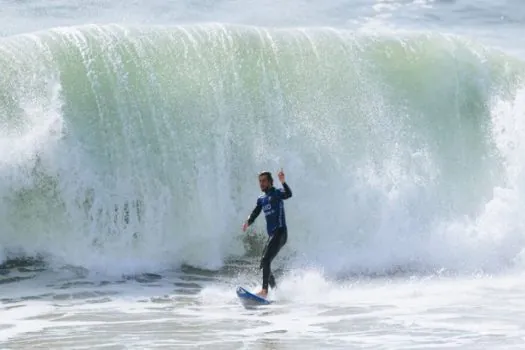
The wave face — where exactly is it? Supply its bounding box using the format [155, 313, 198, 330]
[0, 24, 524, 275]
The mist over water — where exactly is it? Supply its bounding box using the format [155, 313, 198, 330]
[0, 23, 524, 278]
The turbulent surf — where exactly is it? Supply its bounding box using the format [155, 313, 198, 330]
[0, 23, 524, 276]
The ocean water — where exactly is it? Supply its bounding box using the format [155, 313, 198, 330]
[1, 0, 525, 349]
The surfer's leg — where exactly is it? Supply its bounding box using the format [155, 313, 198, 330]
[269, 228, 287, 289]
[260, 235, 278, 292]
[268, 273, 276, 289]
[259, 228, 287, 293]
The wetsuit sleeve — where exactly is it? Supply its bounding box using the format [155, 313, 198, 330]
[246, 198, 262, 226]
[277, 182, 292, 199]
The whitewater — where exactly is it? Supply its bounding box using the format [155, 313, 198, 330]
[2, 1, 525, 349]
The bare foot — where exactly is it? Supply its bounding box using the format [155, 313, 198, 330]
[256, 289, 268, 298]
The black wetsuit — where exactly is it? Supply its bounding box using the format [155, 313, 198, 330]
[246, 182, 292, 290]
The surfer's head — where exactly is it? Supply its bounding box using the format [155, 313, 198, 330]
[258, 171, 273, 192]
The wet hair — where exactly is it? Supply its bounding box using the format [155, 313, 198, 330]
[258, 171, 273, 184]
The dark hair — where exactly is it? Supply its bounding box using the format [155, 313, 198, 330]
[258, 171, 273, 184]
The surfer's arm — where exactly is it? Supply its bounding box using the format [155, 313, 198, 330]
[276, 169, 292, 200]
[246, 201, 262, 226]
[278, 182, 292, 200]
[243, 199, 262, 231]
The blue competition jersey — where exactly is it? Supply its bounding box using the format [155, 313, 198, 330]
[247, 182, 293, 235]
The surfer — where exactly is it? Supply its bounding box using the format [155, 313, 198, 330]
[242, 168, 292, 298]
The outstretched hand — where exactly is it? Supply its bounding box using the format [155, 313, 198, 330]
[277, 168, 285, 183]
[242, 221, 248, 232]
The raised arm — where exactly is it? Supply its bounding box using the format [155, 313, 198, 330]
[277, 168, 292, 200]
[280, 182, 292, 199]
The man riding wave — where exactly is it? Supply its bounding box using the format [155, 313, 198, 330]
[243, 168, 292, 298]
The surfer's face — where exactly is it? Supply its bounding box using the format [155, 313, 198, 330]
[259, 175, 271, 192]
